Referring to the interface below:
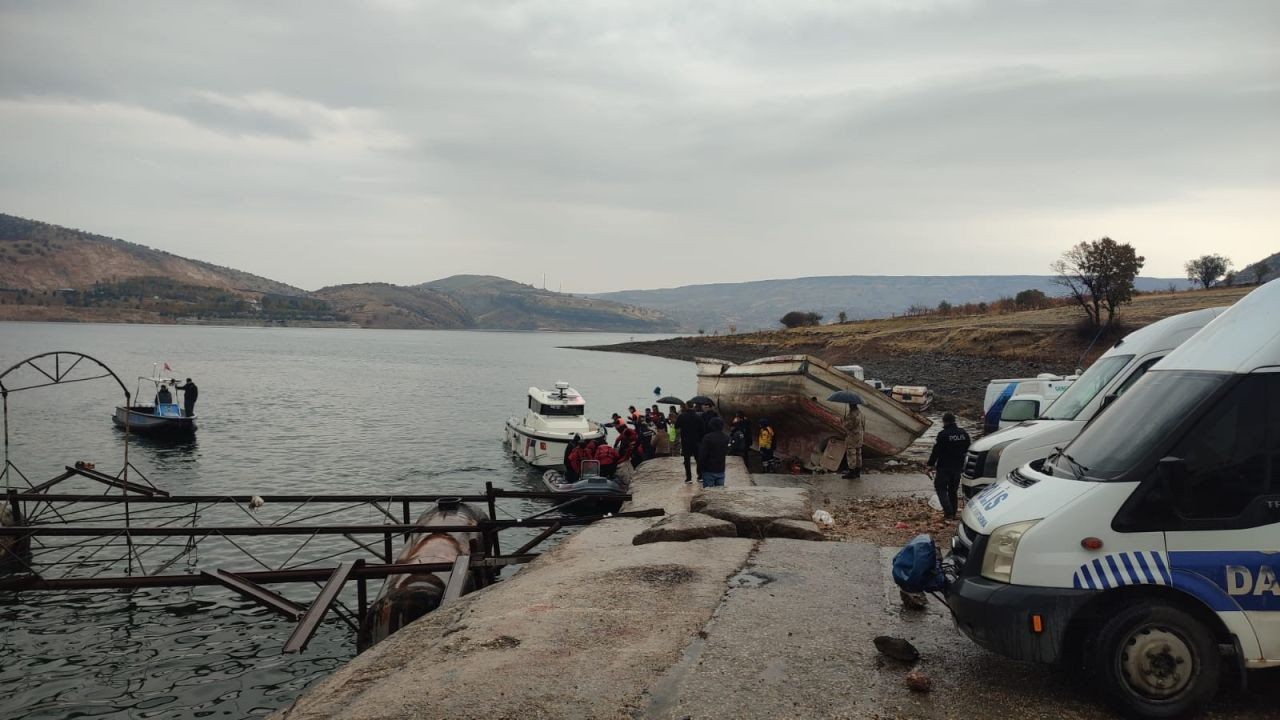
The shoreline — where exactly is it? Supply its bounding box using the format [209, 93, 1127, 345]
[273, 456, 1279, 719]
[576, 338, 1064, 417]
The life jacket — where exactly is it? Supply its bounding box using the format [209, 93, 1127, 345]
[567, 446, 585, 473]
[594, 444, 620, 465]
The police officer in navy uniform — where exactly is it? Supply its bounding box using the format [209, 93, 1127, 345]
[927, 413, 971, 519]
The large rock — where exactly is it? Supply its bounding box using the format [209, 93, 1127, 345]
[765, 518, 825, 541]
[632, 512, 738, 545]
[690, 487, 810, 537]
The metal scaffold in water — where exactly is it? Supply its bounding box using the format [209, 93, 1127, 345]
[0, 351, 660, 653]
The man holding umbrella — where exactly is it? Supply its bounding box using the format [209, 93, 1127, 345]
[829, 391, 866, 479]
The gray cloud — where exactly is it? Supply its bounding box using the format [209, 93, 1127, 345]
[0, 0, 1276, 292]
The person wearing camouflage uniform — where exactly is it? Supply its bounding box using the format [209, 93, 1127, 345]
[842, 405, 866, 479]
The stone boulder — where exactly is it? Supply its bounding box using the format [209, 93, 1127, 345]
[765, 518, 825, 541]
[690, 487, 810, 537]
[632, 512, 738, 545]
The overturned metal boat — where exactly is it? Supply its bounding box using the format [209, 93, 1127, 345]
[359, 498, 487, 650]
[696, 355, 931, 466]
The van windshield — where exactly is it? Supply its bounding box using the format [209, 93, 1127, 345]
[1050, 371, 1227, 481]
[1041, 354, 1133, 420]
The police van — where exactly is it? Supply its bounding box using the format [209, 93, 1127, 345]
[961, 307, 1227, 497]
[947, 280, 1279, 718]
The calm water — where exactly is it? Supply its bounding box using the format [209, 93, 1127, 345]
[0, 322, 694, 719]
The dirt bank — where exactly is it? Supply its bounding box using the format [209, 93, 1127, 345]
[578, 286, 1254, 415]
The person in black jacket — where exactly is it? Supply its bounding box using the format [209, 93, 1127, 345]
[675, 404, 705, 484]
[927, 413, 972, 520]
[697, 416, 729, 488]
[175, 378, 198, 417]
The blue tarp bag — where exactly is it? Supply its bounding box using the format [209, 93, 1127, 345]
[892, 534, 946, 593]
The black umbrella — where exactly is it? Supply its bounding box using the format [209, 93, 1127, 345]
[689, 395, 714, 406]
[828, 390, 865, 405]
[657, 395, 684, 405]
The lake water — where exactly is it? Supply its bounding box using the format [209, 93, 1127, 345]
[0, 322, 695, 719]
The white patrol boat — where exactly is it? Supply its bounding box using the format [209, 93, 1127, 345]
[504, 382, 605, 468]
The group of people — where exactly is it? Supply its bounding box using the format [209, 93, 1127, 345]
[154, 378, 199, 417]
[675, 404, 777, 488]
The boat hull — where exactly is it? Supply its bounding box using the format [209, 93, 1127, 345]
[696, 355, 931, 466]
[112, 406, 196, 434]
[504, 421, 605, 468]
[540, 470, 628, 515]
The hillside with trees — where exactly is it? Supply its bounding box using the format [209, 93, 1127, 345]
[419, 275, 679, 332]
[591, 273, 1193, 332]
[314, 283, 472, 329]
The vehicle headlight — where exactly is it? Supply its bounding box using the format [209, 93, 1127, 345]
[980, 519, 1040, 583]
[982, 440, 1015, 476]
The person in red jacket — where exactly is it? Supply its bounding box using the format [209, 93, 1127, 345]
[566, 434, 587, 480]
[614, 418, 640, 468]
[594, 441, 620, 478]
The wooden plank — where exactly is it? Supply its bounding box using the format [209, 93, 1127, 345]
[283, 559, 361, 654]
[201, 569, 306, 620]
[441, 553, 470, 605]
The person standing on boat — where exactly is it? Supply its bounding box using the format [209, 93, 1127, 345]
[927, 413, 971, 520]
[594, 441, 620, 478]
[564, 435, 584, 483]
[155, 383, 173, 406]
[698, 416, 729, 488]
[175, 378, 198, 417]
[675, 404, 704, 484]
[842, 404, 866, 479]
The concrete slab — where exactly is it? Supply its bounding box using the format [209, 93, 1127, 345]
[689, 487, 811, 536]
[639, 539, 890, 719]
[633, 513, 738, 545]
[765, 518, 825, 541]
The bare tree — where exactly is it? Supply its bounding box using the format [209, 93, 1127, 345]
[1185, 254, 1232, 289]
[1052, 237, 1145, 330]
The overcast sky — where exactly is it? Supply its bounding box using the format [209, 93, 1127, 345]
[1, 1, 1276, 293]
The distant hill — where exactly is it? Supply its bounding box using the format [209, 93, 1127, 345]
[419, 275, 678, 332]
[591, 274, 1197, 331]
[0, 214, 307, 296]
[1233, 251, 1280, 286]
[314, 283, 472, 329]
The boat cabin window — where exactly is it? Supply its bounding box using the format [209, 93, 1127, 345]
[534, 402, 584, 416]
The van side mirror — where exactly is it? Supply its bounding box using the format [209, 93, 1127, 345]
[1156, 456, 1187, 491]
[1099, 393, 1118, 412]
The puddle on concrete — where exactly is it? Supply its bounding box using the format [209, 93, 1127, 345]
[728, 568, 774, 588]
[639, 634, 706, 719]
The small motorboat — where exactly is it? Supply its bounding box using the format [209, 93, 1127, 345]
[113, 370, 195, 434]
[504, 381, 605, 468]
[541, 460, 629, 515]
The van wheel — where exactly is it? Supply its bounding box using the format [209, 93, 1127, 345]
[1090, 602, 1219, 718]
